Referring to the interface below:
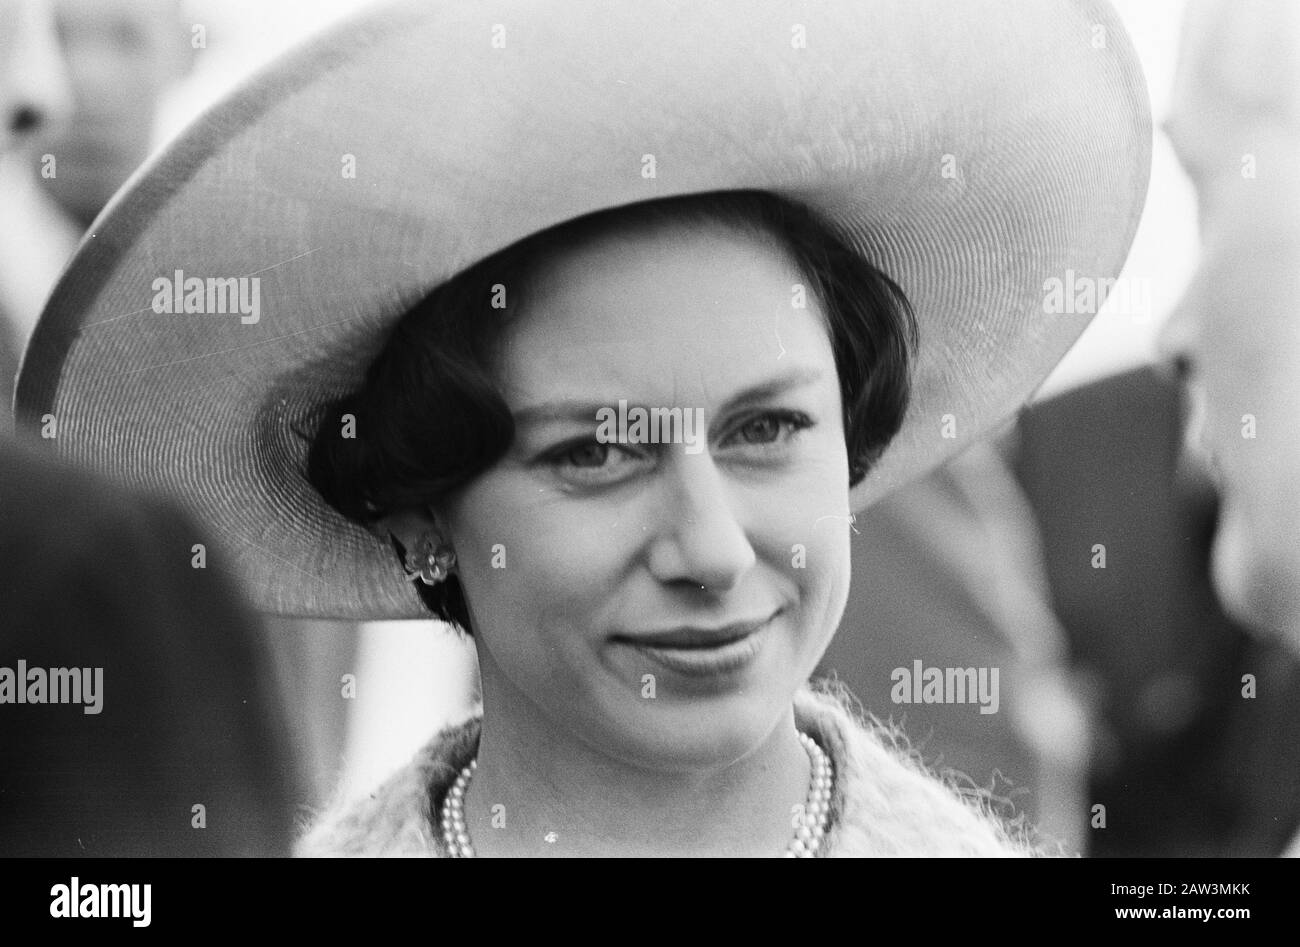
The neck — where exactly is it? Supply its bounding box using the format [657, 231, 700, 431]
[461, 665, 812, 857]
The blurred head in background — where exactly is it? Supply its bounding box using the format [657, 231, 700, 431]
[1158, 0, 1300, 648]
[0, 0, 70, 158]
[35, 0, 192, 228]
[0, 0, 70, 423]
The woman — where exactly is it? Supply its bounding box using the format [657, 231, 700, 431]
[14, 0, 1151, 856]
[301, 189, 991, 857]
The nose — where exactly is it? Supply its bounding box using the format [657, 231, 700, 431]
[1154, 283, 1200, 383]
[1153, 280, 1213, 461]
[0, 0, 73, 151]
[645, 454, 757, 593]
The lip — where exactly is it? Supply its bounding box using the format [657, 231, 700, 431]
[616, 614, 776, 677]
[1203, 449, 1227, 490]
[1182, 435, 1225, 494]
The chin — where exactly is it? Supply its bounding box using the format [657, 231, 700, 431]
[598, 686, 794, 774]
[1211, 504, 1300, 652]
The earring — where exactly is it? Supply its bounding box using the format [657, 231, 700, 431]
[404, 533, 457, 586]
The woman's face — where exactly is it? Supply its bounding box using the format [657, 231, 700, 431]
[442, 220, 854, 771]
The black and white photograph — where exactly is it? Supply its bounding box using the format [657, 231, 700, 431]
[0, 0, 1295, 922]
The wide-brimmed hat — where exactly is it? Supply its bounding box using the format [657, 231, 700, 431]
[15, 0, 1151, 619]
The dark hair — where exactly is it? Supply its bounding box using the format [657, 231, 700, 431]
[307, 190, 917, 631]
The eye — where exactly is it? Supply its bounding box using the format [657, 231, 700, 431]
[734, 415, 783, 445]
[545, 439, 649, 486]
[563, 442, 612, 468]
[721, 410, 815, 449]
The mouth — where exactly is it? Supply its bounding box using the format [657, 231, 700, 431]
[614, 613, 777, 677]
[1181, 436, 1225, 496]
[1204, 449, 1227, 491]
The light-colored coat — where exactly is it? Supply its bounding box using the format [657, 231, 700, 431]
[298, 682, 1035, 857]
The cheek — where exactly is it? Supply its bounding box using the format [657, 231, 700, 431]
[1199, 274, 1300, 438]
[759, 435, 854, 634]
[787, 530, 851, 666]
[446, 477, 626, 640]
[1202, 356, 1300, 634]
[1203, 348, 1300, 500]
[1212, 504, 1300, 639]
[1216, 462, 1300, 583]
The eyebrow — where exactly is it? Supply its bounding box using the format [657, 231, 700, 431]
[511, 367, 826, 426]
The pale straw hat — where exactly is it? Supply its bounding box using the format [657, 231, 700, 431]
[16, 0, 1151, 618]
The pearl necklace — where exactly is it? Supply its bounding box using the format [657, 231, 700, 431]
[439, 730, 834, 858]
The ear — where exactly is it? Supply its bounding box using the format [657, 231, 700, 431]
[374, 507, 450, 559]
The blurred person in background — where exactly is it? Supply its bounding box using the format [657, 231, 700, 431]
[1014, 364, 1299, 856]
[1007, 0, 1300, 852]
[824, 351, 1300, 858]
[825, 0, 1300, 857]
[0, 439, 298, 856]
[1155, 0, 1300, 855]
[1158, 0, 1300, 655]
[36, 0, 193, 229]
[820, 439, 1092, 854]
[2, 0, 356, 813]
[0, 0, 68, 156]
[0, 0, 297, 855]
[1, 0, 191, 433]
[35, 0, 358, 809]
[0, 0, 73, 431]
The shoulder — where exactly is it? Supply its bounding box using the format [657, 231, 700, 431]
[797, 682, 1038, 857]
[1, 442, 262, 641]
[295, 714, 480, 857]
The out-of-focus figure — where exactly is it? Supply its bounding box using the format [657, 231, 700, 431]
[819, 440, 1092, 854]
[0, 0, 72, 428]
[36, 0, 192, 228]
[0, 0, 69, 155]
[0, 440, 298, 856]
[1016, 365, 1300, 856]
[826, 356, 1300, 856]
[1, 1, 297, 855]
[8, 3, 357, 802]
[1, 0, 191, 433]
[1157, 0, 1300, 652]
[1155, 0, 1300, 853]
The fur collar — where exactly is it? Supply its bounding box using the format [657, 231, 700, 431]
[297, 683, 1031, 857]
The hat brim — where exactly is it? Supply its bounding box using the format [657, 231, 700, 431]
[16, 0, 1151, 619]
